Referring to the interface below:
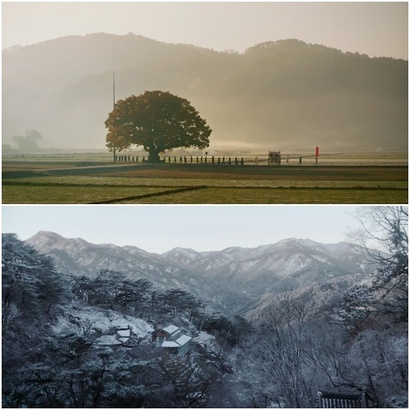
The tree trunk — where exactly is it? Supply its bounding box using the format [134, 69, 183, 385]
[148, 149, 161, 163]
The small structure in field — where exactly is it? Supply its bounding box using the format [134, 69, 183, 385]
[268, 151, 281, 165]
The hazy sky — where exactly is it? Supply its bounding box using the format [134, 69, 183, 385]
[3, 205, 363, 253]
[2, 2, 408, 59]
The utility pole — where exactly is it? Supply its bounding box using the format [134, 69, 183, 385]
[113, 70, 116, 109]
[112, 71, 116, 163]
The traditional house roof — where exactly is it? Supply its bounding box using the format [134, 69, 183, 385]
[162, 334, 191, 347]
[117, 328, 131, 338]
[117, 329, 130, 337]
[162, 340, 180, 348]
[163, 324, 179, 334]
[96, 326, 132, 347]
[317, 391, 371, 408]
[152, 324, 192, 355]
[116, 327, 132, 345]
[175, 334, 192, 346]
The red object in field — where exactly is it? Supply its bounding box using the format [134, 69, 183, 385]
[315, 146, 319, 157]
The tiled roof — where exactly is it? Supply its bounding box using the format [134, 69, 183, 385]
[175, 335, 192, 346]
[117, 329, 131, 338]
[162, 334, 192, 348]
[163, 324, 179, 334]
[162, 340, 180, 348]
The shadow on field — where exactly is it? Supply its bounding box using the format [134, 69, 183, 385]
[91, 185, 207, 204]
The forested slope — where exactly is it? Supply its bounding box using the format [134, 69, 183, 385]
[3, 209, 408, 407]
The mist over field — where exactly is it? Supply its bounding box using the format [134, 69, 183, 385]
[3, 34, 407, 153]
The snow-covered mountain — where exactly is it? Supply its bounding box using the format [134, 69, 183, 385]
[161, 247, 201, 265]
[162, 238, 374, 296]
[26, 231, 375, 314]
[26, 231, 184, 281]
[25, 231, 249, 313]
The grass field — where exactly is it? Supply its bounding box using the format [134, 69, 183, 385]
[2, 153, 408, 204]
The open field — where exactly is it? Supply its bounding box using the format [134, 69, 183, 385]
[3, 153, 407, 204]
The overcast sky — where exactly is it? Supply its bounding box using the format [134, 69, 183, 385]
[2, 2, 408, 59]
[3, 205, 363, 253]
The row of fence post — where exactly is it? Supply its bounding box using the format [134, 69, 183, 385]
[164, 156, 247, 165]
[114, 155, 288, 165]
[114, 155, 250, 165]
[113, 155, 314, 165]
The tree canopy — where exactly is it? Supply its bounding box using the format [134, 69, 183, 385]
[11, 130, 42, 151]
[105, 91, 212, 162]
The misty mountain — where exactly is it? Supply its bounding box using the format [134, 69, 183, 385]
[3, 34, 407, 152]
[26, 231, 374, 314]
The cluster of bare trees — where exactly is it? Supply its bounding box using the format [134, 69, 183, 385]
[230, 207, 408, 408]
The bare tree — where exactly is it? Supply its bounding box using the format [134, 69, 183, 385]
[332, 206, 409, 406]
[234, 291, 322, 407]
[343, 206, 408, 322]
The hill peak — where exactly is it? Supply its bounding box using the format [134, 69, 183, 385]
[28, 230, 65, 242]
[27, 230, 91, 248]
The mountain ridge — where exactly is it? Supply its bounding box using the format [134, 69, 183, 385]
[27, 230, 353, 259]
[24, 230, 376, 314]
[3, 34, 407, 151]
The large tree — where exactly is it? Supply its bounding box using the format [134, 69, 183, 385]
[11, 130, 42, 151]
[105, 91, 212, 162]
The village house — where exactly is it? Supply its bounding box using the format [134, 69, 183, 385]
[96, 325, 132, 347]
[152, 324, 192, 356]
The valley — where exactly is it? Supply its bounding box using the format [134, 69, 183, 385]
[3, 218, 407, 407]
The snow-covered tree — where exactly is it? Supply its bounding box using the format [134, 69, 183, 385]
[2, 234, 65, 407]
[342, 206, 408, 325]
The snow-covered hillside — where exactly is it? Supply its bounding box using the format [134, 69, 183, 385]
[52, 303, 153, 339]
[4, 227, 408, 408]
[26, 231, 377, 314]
